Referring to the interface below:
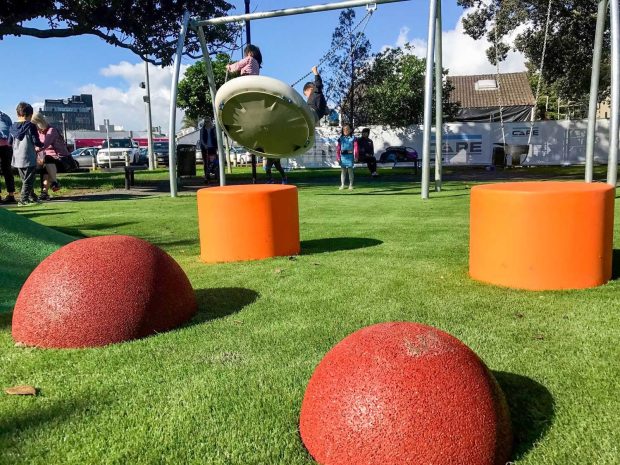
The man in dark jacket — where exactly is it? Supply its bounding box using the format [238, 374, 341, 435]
[199, 117, 218, 184]
[357, 128, 378, 177]
[303, 66, 328, 122]
[0, 109, 16, 203]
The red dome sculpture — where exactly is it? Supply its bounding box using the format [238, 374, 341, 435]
[299, 322, 512, 465]
[12, 235, 197, 348]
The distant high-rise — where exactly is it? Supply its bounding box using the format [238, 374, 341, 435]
[41, 94, 95, 131]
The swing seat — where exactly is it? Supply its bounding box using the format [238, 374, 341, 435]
[215, 75, 316, 158]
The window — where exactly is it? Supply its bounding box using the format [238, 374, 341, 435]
[475, 79, 498, 91]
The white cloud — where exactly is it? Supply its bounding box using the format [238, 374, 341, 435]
[78, 61, 188, 133]
[383, 10, 527, 76]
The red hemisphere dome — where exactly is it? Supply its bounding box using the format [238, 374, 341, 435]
[12, 235, 197, 348]
[299, 322, 512, 465]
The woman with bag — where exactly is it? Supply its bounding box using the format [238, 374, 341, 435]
[31, 113, 75, 200]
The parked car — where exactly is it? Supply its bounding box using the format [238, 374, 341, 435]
[153, 141, 170, 165]
[194, 143, 251, 165]
[378, 146, 418, 163]
[96, 139, 140, 167]
[229, 146, 252, 165]
[71, 147, 99, 169]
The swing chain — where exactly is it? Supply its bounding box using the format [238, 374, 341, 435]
[290, 6, 375, 87]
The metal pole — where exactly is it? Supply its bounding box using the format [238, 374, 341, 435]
[61, 113, 67, 142]
[434, 0, 443, 192]
[145, 61, 155, 171]
[104, 119, 112, 169]
[195, 0, 409, 26]
[607, 0, 619, 186]
[168, 11, 190, 197]
[196, 26, 227, 186]
[586, 0, 607, 182]
[421, 0, 437, 199]
[245, 0, 258, 184]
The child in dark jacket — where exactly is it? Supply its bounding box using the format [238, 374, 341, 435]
[304, 66, 328, 122]
[8, 102, 44, 206]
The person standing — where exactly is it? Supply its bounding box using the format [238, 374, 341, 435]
[199, 118, 218, 184]
[8, 102, 44, 206]
[263, 157, 287, 184]
[358, 128, 378, 177]
[336, 124, 358, 190]
[31, 113, 71, 200]
[0, 109, 16, 203]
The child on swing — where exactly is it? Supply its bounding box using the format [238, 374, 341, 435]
[303, 66, 328, 122]
[226, 44, 262, 76]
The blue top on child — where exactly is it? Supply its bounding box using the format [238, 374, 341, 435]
[337, 134, 358, 169]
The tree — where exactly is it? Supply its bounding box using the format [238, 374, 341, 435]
[177, 54, 231, 123]
[181, 114, 199, 130]
[457, 0, 611, 103]
[0, 0, 237, 66]
[355, 44, 459, 127]
[321, 8, 372, 125]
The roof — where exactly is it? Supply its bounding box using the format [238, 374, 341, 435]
[177, 129, 200, 145]
[447, 72, 535, 108]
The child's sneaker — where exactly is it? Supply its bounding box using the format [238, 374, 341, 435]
[39, 192, 50, 201]
[339, 185, 345, 190]
[348, 185, 354, 190]
[28, 195, 42, 204]
[17, 199, 31, 206]
[51, 181, 60, 192]
[281, 177, 288, 185]
[266, 178, 275, 184]
[1, 195, 17, 204]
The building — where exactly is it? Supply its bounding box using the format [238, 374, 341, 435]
[67, 129, 167, 149]
[41, 94, 95, 131]
[447, 72, 535, 122]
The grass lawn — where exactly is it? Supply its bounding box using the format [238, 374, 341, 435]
[0, 172, 619, 464]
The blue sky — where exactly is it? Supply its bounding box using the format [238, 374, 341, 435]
[0, 1, 525, 132]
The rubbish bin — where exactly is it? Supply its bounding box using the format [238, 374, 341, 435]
[177, 144, 197, 176]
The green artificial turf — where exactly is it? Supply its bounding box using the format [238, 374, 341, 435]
[0, 177, 619, 464]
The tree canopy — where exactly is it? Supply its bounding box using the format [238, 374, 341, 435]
[458, 0, 611, 103]
[177, 54, 231, 123]
[356, 44, 458, 127]
[321, 8, 372, 125]
[0, 0, 237, 66]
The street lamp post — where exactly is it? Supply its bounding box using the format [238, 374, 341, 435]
[104, 118, 112, 169]
[141, 61, 156, 170]
[61, 112, 68, 143]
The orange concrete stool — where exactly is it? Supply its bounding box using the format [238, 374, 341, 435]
[470, 181, 614, 290]
[197, 184, 300, 263]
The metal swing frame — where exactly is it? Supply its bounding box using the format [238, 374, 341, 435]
[167, 0, 410, 197]
[169, 0, 620, 199]
[420, 0, 620, 198]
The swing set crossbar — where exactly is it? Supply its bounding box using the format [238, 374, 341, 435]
[192, 0, 409, 27]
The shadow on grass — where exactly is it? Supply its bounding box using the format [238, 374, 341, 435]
[301, 237, 383, 254]
[191, 287, 259, 324]
[49, 222, 137, 238]
[18, 211, 74, 219]
[611, 249, 620, 280]
[0, 394, 105, 462]
[0, 312, 12, 329]
[493, 371, 555, 461]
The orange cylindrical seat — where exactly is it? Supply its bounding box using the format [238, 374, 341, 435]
[197, 184, 300, 263]
[469, 181, 614, 290]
